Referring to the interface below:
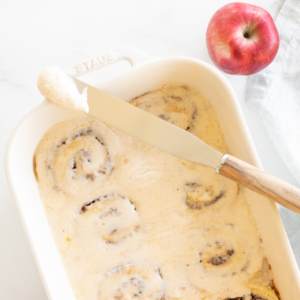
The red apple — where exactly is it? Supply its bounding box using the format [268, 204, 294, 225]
[206, 2, 279, 75]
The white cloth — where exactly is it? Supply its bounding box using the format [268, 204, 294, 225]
[246, 0, 300, 185]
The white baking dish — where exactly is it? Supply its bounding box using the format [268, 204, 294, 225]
[5, 47, 300, 300]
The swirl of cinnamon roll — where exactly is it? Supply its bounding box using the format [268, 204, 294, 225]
[130, 85, 198, 131]
[199, 227, 263, 276]
[217, 285, 279, 300]
[37, 115, 120, 196]
[185, 182, 225, 210]
[199, 236, 244, 276]
[184, 175, 238, 211]
[246, 285, 279, 300]
[188, 225, 264, 291]
[78, 194, 139, 243]
[99, 263, 164, 300]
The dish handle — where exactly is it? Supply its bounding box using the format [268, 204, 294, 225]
[65, 47, 154, 77]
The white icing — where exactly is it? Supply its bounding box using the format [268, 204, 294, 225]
[99, 264, 164, 300]
[79, 194, 139, 244]
[35, 85, 275, 300]
[37, 66, 89, 113]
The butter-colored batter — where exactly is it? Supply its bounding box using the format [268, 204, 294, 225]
[35, 85, 279, 300]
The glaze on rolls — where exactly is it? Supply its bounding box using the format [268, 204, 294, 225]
[198, 225, 263, 277]
[78, 193, 139, 244]
[213, 285, 279, 300]
[184, 176, 238, 212]
[185, 181, 225, 209]
[35, 85, 278, 300]
[35, 115, 121, 197]
[130, 86, 198, 131]
[187, 224, 265, 295]
[130, 85, 228, 154]
[99, 263, 164, 300]
[246, 284, 279, 300]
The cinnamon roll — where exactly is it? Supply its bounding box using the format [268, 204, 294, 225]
[35, 115, 120, 196]
[188, 225, 264, 291]
[130, 86, 197, 131]
[219, 285, 279, 300]
[184, 176, 238, 211]
[185, 182, 225, 210]
[99, 263, 164, 300]
[78, 194, 139, 243]
[199, 227, 263, 276]
[129, 85, 228, 154]
[246, 285, 279, 300]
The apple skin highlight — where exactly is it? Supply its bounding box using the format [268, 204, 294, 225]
[206, 2, 279, 75]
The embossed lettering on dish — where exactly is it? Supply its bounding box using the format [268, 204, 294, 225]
[75, 52, 115, 74]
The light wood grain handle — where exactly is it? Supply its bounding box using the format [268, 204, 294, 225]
[218, 154, 300, 214]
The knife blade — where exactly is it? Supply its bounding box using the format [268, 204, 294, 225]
[73, 77, 223, 170]
[72, 77, 300, 214]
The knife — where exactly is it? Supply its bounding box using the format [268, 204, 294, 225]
[74, 78, 300, 214]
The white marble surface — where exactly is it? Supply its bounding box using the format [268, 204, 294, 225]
[1, 0, 298, 299]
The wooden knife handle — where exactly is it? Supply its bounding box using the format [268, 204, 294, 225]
[218, 154, 300, 214]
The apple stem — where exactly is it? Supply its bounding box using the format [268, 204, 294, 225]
[244, 32, 250, 38]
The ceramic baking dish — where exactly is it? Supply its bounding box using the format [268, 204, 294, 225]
[5, 47, 300, 300]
